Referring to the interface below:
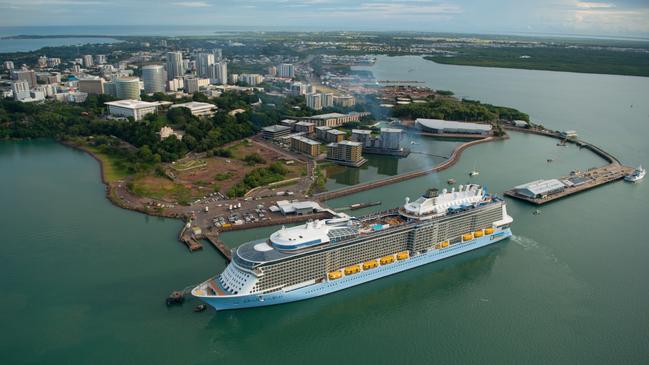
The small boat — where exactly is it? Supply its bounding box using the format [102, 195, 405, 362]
[193, 304, 207, 312]
[447, 178, 456, 184]
[625, 166, 646, 182]
[469, 170, 479, 177]
[533, 209, 542, 216]
[410, 141, 418, 145]
[547, 159, 553, 163]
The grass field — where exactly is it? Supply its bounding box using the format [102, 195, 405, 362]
[84, 145, 129, 183]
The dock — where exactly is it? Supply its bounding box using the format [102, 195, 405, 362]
[504, 164, 634, 205]
[204, 233, 232, 261]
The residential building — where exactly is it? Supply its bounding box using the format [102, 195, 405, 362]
[350, 129, 372, 145]
[95, 54, 107, 64]
[326, 140, 366, 167]
[333, 95, 356, 107]
[82, 55, 94, 67]
[415, 119, 492, 135]
[301, 112, 363, 127]
[351, 127, 409, 156]
[37, 56, 47, 68]
[166, 51, 184, 80]
[11, 69, 37, 88]
[279, 119, 297, 130]
[11, 80, 30, 100]
[212, 48, 222, 60]
[36, 72, 60, 84]
[105, 100, 159, 121]
[142, 65, 165, 93]
[115, 77, 141, 100]
[290, 82, 306, 95]
[290, 135, 320, 157]
[47, 58, 61, 67]
[315, 126, 345, 143]
[167, 77, 184, 91]
[262, 125, 291, 140]
[228, 73, 238, 84]
[306, 93, 322, 110]
[184, 77, 200, 94]
[267, 66, 277, 77]
[294, 121, 315, 134]
[170, 101, 217, 118]
[322, 93, 334, 108]
[239, 73, 263, 86]
[197, 53, 215, 78]
[4, 61, 14, 70]
[213, 62, 228, 84]
[78, 77, 105, 95]
[278, 63, 295, 78]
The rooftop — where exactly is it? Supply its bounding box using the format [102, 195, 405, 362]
[105, 100, 159, 109]
[170, 101, 217, 110]
[262, 125, 291, 133]
[291, 135, 320, 145]
[352, 129, 372, 135]
[381, 127, 404, 133]
[515, 179, 566, 195]
[416, 118, 493, 132]
[307, 112, 347, 119]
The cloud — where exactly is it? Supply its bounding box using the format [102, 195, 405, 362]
[172, 1, 211, 7]
[576, 2, 614, 9]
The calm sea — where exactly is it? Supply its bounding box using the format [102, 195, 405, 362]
[1, 56, 648, 363]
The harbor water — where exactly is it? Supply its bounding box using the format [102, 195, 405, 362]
[1, 56, 648, 363]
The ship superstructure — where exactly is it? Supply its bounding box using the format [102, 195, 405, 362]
[192, 184, 513, 310]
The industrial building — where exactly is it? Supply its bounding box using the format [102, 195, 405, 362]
[262, 125, 292, 140]
[105, 100, 159, 121]
[513, 179, 566, 199]
[326, 140, 366, 167]
[415, 118, 492, 135]
[290, 136, 320, 157]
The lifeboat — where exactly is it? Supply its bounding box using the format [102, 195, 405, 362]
[363, 260, 378, 270]
[380, 255, 395, 265]
[463, 233, 474, 241]
[474, 230, 484, 238]
[485, 227, 495, 235]
[441, 241, 449, 248]
[344, 265, 361, 275]
[328, 270, 343, 280]
[396, 251, 409, 260]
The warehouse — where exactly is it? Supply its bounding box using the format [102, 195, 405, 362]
[513, 179, 566, 199]
[415, 118, 492, 135]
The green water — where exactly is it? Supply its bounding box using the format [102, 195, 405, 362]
[2, 57, 649, 363]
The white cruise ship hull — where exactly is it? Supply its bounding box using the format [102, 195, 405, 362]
[197, 228, 512, 311]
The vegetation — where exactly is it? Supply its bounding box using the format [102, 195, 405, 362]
[392, 97, 529, 122]
[308, 164, 328, 195]
[243, 153, 266, 166]
[227, 162, 289, 197]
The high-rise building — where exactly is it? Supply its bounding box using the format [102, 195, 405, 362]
[184, 77, 200, 94]
[213, 62, 228, 84]
[47, 58, 61, 68]
[78, 77, 105, 95]
[290, 82, 307, 96]
[334, 95, 356, 107]
[82, 55, 94, 67]
[142, 65, 166, 93]
[228, 73, 238, 84]
[160, 39, 167, 47]
[239, 73, 263, 86]
[326, 140, 366, 167]
[267, 66, 277, 77]
[115, 77, 141, 100]
[166, 51, 184, 80]
[11, 80, 30, 100]
[95, 55, 107, 64]
[278, 63, 295, 78]
[196, 53, 215, 79]
[212, 48, 222, 60]
[4, 61, 14, 70]
[37, 56, 47, 68]
[306, 93, 323, 110]
[322, 93, 334, 108]
[11, 69, 37, 88]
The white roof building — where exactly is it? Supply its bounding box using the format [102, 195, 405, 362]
[169, 101, 218, 118]
[514, 179, 566, 198]
[105, 100, 159, 121]
[415, 118, 492, 135]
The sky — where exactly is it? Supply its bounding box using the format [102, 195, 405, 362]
[0, 0, 648, 37]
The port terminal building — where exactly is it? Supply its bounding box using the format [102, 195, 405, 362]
[415, 118, 492, 135]
[513, 179, 566, 199]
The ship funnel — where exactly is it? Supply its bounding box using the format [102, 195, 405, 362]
[405, 197, 410, 204]
[423, 188, 439, 198]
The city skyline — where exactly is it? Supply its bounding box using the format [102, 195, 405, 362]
[0, 1, 648, 38]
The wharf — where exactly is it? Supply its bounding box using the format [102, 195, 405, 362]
[204, 233, 232, 261]
[504, 164, 634, 205]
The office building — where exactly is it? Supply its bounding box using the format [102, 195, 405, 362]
[82, 55, 94, 67]
[170, 101, 217, 118]
[4, 61, 14, 70]
[290, 136, 320, 157]
[11, 69, 37, 88]
[36, 72, 60, 84]
[278, 63, 295, 78]
[184, 77, 200, 94]
[78, 77, 105, 95]
[197, 53, 215, 78]
[262, 125, 292, 140]
[167, 77, 184, 91]
[95, 55, 107, 64]
[166, 51, 184, 80]
[47, 58, 61, 67]
[105, 100, 159, 121]
[326, 140, 366, 167]
[115, 77, 141, 100]
[212, 48, 222, 60]
[239, 73, 263, 86]
[142, 65, 166, 93]
[306, 93, 322, 110]
[228, 73, 238, 84]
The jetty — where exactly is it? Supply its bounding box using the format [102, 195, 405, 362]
[204, 233, 232, 261]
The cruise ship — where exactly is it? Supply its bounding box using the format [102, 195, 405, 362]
[192, 184, 513, 311]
